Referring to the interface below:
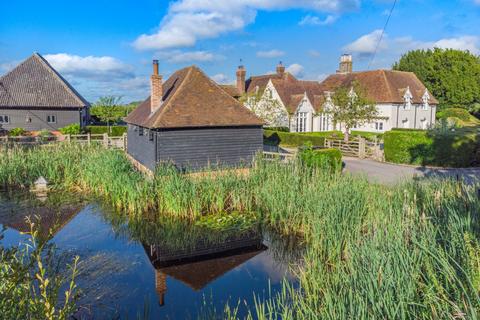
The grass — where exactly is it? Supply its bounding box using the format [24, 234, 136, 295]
[1, 144, 480, 319]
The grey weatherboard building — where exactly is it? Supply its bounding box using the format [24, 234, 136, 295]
[0, 53, 89, 131]
[125, 61, 264, 171]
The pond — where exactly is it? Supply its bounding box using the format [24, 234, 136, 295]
[0, 192, 301, 319]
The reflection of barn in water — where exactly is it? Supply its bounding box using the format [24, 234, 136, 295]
[0, 198, 82, 239]
[143, 229, 267, 306]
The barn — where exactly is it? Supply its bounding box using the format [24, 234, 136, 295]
[124, 61, 264, 172]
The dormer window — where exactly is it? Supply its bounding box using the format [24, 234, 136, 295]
[404, 86, 413, 110]
[422, 89, 430, 110]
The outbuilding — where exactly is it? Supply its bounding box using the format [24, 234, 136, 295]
[125, 61, 264, 171]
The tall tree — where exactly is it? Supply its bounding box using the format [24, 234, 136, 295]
[393, 48, 480, 111]
[330, 82, 377, 142]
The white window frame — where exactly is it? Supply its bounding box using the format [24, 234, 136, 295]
[0, 115, 10, 124]
[47, 115, 56, 123]
[296, 112, 308, 132]
[375, 122, 384, 131]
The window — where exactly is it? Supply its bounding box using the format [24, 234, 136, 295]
[296, 112, 308, 132]
[0, 115, 9, 123]
[375, 122, 384, 131]
[139, 127, 144, 136]
[402, 119, 410, 129]
[149, 130, 154, 141]
[47, 115, 56, 123]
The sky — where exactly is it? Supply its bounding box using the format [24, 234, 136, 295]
[1, 0, 479, 103]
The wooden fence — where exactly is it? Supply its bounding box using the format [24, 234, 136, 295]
[0, 133, 127, 150]
[325, 137, 384, 161]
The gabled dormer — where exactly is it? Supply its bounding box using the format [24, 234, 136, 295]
[403, 86, 413, 110]
[422, 89, 431, 110]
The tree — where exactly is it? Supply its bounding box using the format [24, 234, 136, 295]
[240, 90, 289, 128]
[393, 48, 480, 111]
[91, 96, 123, 133]
[330, 82, 378, 142]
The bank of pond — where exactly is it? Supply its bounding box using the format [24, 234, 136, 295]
[1, 145, 480, 319]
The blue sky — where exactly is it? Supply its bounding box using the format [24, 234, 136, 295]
[1, 0, 479, 102]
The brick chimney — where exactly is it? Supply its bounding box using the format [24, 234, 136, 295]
[150, 60, 163, 113]
[337, 54, 353, 74]
[236, 64, 246, 94]
[276, 61, 285, 75]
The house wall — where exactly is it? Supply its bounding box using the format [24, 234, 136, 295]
[156, 126, 263, 171]
[127, 124, 157, 171]
[246, 81, 289, 128]
[0, 107, 85, 131]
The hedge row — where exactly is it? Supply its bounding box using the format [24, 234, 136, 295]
[264, 130, 327, 147]
[299, 148, 342, 171]
[86, 125, 127, 137]
[384, 129, 479, 167]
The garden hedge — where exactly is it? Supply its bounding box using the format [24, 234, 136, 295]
[299, 148, 342, 171]
[264, 130, 327, 147]
[384, 129, 479, 167]
[86, 125, 127, 136]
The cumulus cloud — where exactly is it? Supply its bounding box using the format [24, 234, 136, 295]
[286, 63, 304, 78]
[299, 14, 337, 26]
[133, 0, 360, 50]
[343, 29, 387, 58]
[256, 49, 285, 58]
[44, 53, 134, 81]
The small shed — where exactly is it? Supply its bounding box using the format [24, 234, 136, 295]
[125, 61, 264, 171]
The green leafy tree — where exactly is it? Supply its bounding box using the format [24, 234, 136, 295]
[330, 82, 378, 142]
[393, 48, 480, 111]
[91, 96, 123, 133]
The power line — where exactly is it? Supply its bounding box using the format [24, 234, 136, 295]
[368, 0, 397, 70]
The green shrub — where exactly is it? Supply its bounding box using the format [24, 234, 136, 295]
[437, 108, 472, 121]
[299, 146, 342, 171]
[264, 130, 327, 147]
[384, 129, 479, 167]
[59, 124, 81, 135]
[266, 126, 290, 132]
[8, 128, 26, 136]
[86, 125, 127, 136]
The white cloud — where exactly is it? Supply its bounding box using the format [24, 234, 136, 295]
[430, 36, 480, 55]
[0, 60, 20, 73]
[299, 14, 337, 26]
[159, 50, 220, 63]
[343, 29, 387, 58]
[44, 53, 134, 81]
[133, 0, 360, 50]
[286, 63, 304, 78]
[211, 73, 230, 84]
[256, 49, 285, 58]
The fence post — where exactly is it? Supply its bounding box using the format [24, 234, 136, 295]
[103, 133, 108, 148]
[87, 133, 91, 146]
[359, 137, 366, 159]
[66, 134, 71, 143]
[122, 133, 127, 151]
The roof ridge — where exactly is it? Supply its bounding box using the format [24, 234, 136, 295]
[33, 53, 88, 106]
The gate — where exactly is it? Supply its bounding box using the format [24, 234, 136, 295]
[325, 136, 384, 161]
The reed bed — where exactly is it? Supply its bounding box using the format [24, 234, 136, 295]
[1, 144, 480, 319]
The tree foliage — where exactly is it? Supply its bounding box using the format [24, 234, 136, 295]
[240, 90, 289, 128]
[330, 82, 378, 141]
[90, 97, 139, 130]
[393, 48, 480, 111]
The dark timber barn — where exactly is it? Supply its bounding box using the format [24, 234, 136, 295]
[125, 61, 264, 171]
[0, 53, 89, 131]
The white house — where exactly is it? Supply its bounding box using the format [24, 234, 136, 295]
[220, 55, 438, 133]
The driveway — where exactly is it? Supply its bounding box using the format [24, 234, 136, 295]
[343, 157, 480, 185]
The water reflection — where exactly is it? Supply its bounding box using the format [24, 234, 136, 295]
[0, 192, 302, 319]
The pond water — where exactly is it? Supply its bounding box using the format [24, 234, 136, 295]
[0, 192, 300, 319]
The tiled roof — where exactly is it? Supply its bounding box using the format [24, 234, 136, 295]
[320, 70, 439, 105]
[0, 53, 89, 108]
[219, 84, 241, 98]
[125, 65, 264, 129]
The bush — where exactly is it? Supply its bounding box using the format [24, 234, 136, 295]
[59, 124, 81, 135]
[86, 125, 127, 136]
[437, 108, 472, 122]
[299, 146, 342, 171]
[264, 130, 327, 147]
[384, 129, 479, 167]
[266, 126, 290, 132]
[8, 128, 26, 136]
